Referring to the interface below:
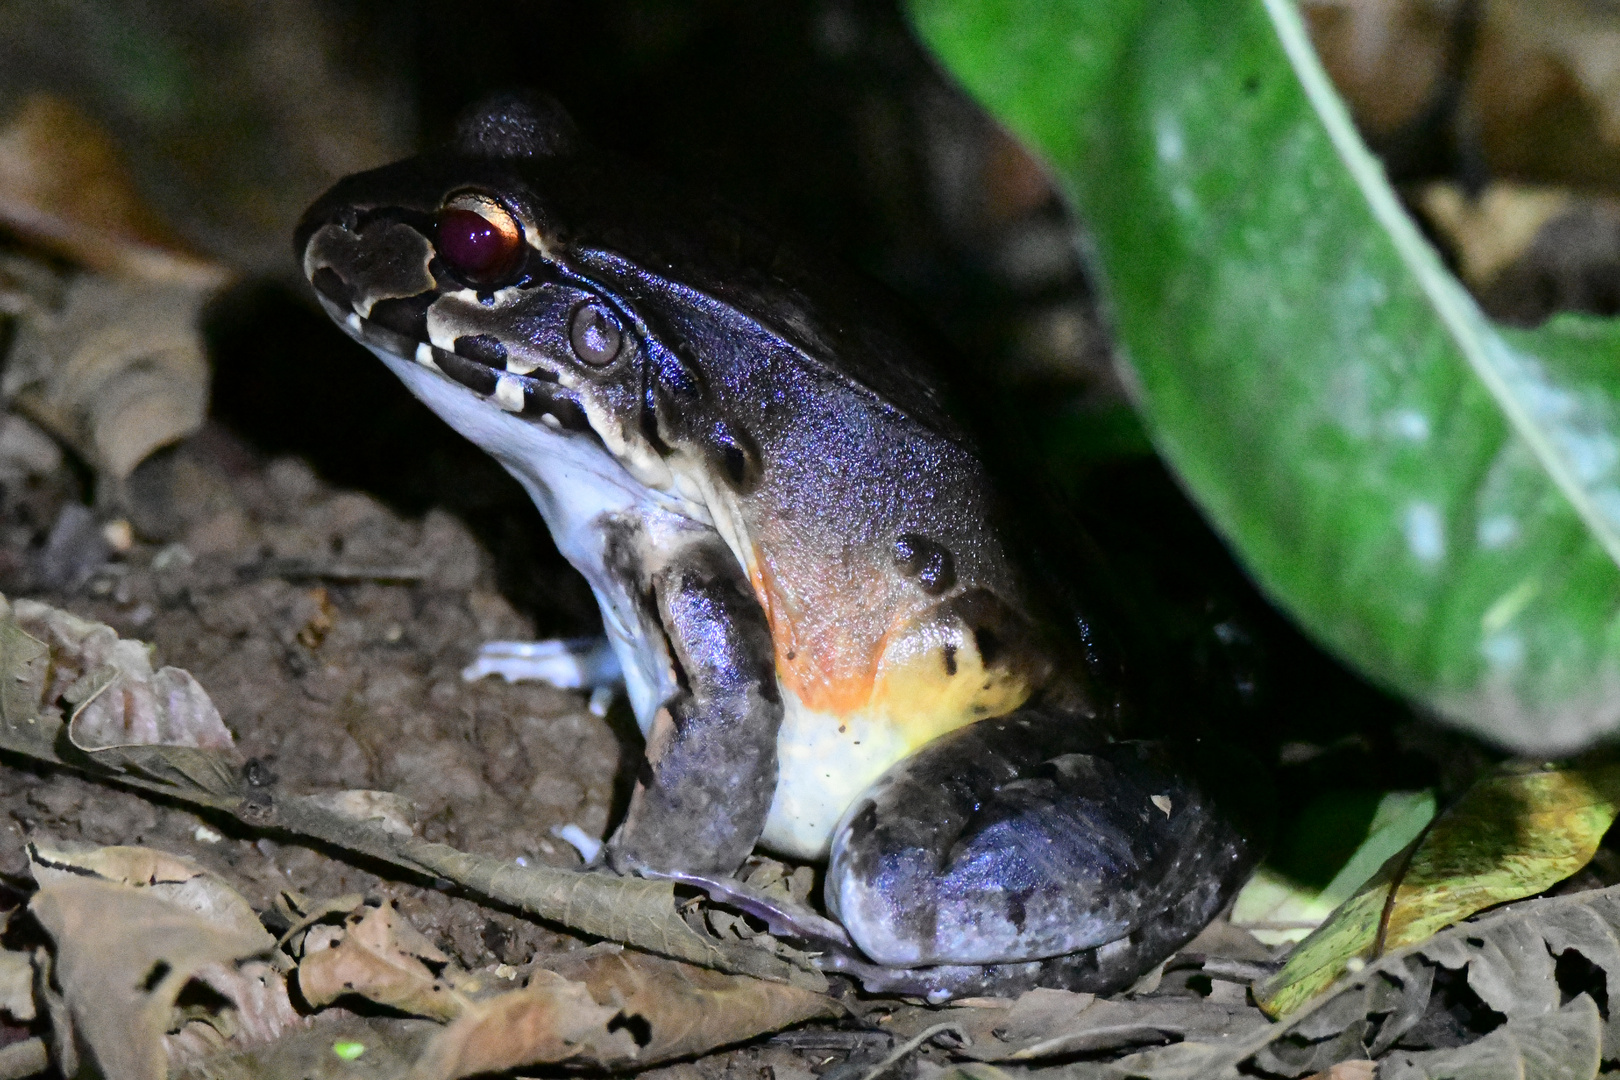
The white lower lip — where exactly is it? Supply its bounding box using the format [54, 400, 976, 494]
[494, 374, 526, 412]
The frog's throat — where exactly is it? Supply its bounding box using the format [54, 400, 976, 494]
[365, 344, 687, 724]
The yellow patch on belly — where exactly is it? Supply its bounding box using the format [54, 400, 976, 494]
[739, 535, 1051, 857]
[758, 603, 1040, 859]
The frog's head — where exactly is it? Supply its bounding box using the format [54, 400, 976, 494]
[296, 93, 747, 500]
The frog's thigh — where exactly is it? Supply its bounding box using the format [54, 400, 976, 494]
[825, 713, 1256, 968]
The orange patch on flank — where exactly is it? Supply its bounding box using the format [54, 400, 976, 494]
[749, 548, 898, 717]
[747, 543, 1033, 740]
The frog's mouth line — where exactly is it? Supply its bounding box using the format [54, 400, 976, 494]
[312, 293, 594, 434]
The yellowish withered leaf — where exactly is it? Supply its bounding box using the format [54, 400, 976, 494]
[1256, 759, 1620, 1017]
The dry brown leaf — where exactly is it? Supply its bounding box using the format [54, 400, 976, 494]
[1471, 0, 1620, 187]
[296, 901, 468, 1022]
[30, 874, 282, 1080]
[1414, 182, 1576, 291]
[1306, 0, 1620, 192]
[405, 968, 626, 1079]
[0, 98, 222, 486]
[409, 946, 841, 1079]
[886, 987, 1267, 1063]
[165, 960, 303, 1070]
[0, 949, 34, 1023]
[27, 842, 299, 1075]
[1304, 0, 1457, 136]
[169, 1015, 440, 1080]
[1305, 1062, 1377, 1080]
[2, 597, 242, 797]
[0, 95, 226, 286]
[10, 598, 233, 750]
[304, 789, 418, 838]
[2, 273, 214, 484]
[274, 890, 368, 949]
[29, 841, 272, 948]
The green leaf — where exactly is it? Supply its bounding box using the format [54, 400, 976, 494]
[1254, 760, 1620, 1017]
[1231, 789, 1435, 945]
[909, 0, 1620, 750]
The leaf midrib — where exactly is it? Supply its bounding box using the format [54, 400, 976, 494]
[1261, 0, 1620, 574]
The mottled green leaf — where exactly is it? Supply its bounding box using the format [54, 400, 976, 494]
[909, 0, 1620, 751]
[1256, 761, 1620, 1017]
[1232, 789, 1435, 945]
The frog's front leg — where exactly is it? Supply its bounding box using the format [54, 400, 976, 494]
[826, 712, 1260, 982]
[463, 637, 623, 690]
[605, 532, 783, 876]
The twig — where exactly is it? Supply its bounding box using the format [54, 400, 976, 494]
[239, 558, 426, 584]
[859, 1023, 968, 1080]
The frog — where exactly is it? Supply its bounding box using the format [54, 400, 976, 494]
[297, 93, 1260, 999]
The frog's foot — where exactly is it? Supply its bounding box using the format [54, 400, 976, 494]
[640, 868, 856, 955]
[825, 711, 1264, 996]
[462, 636, 623, 691]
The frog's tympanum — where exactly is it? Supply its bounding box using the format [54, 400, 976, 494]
[298, 95, 1259, 999]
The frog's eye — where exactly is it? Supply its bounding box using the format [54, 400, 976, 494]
[569, 301, 623, 366]
[435, 193, 524, 286]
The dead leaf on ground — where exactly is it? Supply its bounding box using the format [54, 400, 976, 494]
[28, 844, 296, 1080]
[0, 948, 33, 1024]
[409, 945, 841, 1079]
[1257, 759, 1620, 1017]
[0, 595, 243, 799]
[28, 841, 271, 948]
[1379, 995, 1600, 1080]
[165, 960, 303, 1070]
[884, 987, 1267, 1063]
[1306, 0, 1620, 192]
[10, 597, 232, 749]
[296, 900, 468, 1022]
[1415, 181, 1620, 325]
[0, 96, 222, 489]
[1416, 183, 1577, 293]
[2, 271, 214, 486]
[0, 95, 226, 286]
[1248, 881, 1620, 1078]
[0, 6, 414, 279]
[303, 790, 417, 838]
[1305, 1063, 1375, 1080]
[934, 876, 1620, 1078]
[169, 1016, 440, 1080]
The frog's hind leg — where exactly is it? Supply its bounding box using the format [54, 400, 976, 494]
[825, 711, 1263, 993]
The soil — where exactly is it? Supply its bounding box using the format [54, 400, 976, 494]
[0, 422, 627, 980]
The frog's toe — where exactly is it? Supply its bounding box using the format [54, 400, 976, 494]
[461, 636, 623, 689]
[824, 713, 1261, 974]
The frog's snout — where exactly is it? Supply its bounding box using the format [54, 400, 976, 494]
[297, 196, 596, 433]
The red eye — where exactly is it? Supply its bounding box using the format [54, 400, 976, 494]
[435, 193, 524, 285]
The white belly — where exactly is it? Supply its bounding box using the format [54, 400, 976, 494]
[759, 686, 915, 860]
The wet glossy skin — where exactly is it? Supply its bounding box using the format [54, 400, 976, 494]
[298, 94, 1256, 997]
